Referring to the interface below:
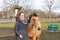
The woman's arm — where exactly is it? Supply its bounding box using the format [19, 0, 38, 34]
[14, 21, 23, 38]
[14, 22, 20, 36]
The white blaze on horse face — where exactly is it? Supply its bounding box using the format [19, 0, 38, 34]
[15, 9, 18, 16]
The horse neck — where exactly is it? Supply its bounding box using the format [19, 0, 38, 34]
[28, 20, 34, 31]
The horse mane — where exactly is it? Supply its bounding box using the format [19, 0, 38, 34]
[28, 13, 38, 23]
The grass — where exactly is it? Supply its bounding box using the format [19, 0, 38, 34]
[0, 22, 60, 30]
[0, 23, 15, 28]
[41, 22, 60, 30]
[0, 22, 60, 40]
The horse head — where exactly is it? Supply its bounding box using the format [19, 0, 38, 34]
[28, 13, 41, 32]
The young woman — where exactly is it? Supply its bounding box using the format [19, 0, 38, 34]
[14, 12, 28, 40]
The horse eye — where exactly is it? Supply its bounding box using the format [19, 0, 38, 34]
[34, 26, 36, 27]
[33, 26, 36, 27]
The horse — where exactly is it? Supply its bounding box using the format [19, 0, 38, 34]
[27, 13, 42, 40]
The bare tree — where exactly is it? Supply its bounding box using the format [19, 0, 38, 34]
[1, 0, 21, 18]
[43, 0, 60, 12]
[42, 0, 60, 23]
[45, 0, 54, 22]
[3, 0, 20, 10]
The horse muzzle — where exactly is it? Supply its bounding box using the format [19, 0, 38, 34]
[38, 27, 41, 31]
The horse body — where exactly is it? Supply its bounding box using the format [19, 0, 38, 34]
[27, 14, 42, 40]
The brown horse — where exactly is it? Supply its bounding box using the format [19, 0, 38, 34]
[27, 13, 42, 40]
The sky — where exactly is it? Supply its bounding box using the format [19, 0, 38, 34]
[0, 0, 3, 11]
[0, 0, 60, 13]
[19, 0, 60, 13]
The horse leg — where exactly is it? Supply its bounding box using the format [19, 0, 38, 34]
[37, 31, 41, 40]
[36, 36, 40, 40]
[32, 36, 36, 40]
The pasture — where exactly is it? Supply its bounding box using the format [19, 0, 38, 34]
[0, 22, 60, 40]
[0, 22, 60, 30]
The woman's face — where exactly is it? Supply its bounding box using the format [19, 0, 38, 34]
[20, 13, 25, 19]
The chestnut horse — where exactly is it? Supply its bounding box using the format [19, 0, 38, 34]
[27, 13, 42, 40]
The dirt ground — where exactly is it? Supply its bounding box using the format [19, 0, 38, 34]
[0, 28, 14, 35]
[0, 28, 60, 40]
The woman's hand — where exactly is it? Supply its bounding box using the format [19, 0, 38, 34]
[20, 34, 23, 38]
